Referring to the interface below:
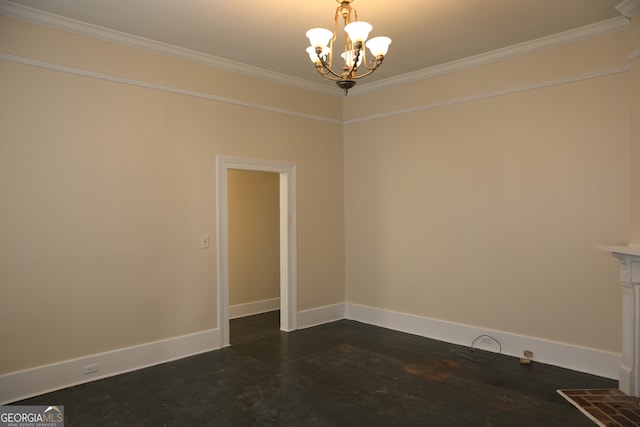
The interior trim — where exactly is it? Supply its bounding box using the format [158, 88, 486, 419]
[349, 17, 630, 96]
[0, 0, 335, 96]
[229, 298, 281, 320]
[216, 156, 298, 347]
[345, 303, 620, 380]
[0, 52, 342, 125]
[0, 302, 620, 404]
[344, 65, 631, 125]
[0, 1, 630, 96]
[297, 303, 346, 329]
[615, 0, 640, 17]
[0, 328, 220, 405]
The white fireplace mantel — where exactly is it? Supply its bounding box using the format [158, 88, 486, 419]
[597, 245, 640, 397]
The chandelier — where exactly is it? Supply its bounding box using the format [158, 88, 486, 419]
[305, 0, 391, 95]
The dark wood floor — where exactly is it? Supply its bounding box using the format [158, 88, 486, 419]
[230, 310, 282, 345]
[16, 314, 616, 426]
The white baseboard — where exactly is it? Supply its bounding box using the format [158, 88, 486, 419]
[345, 303, 620, 380]
[229, 297, 280, 319]
[0, 328, 221, 405]
[1, 303, 621, 404]
[297, 303, 345, 329]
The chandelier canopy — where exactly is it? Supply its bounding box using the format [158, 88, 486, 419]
[306, 0, 391, 95]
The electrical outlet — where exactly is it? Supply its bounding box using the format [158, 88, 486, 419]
[523, 350, 533, 359]
[84, 363, 99, 375]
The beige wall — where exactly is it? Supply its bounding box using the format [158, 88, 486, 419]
[0, 12, 634, 377]
[0, 17, 345, 374]
[344, 30, 631, 353]
[228, 170, 280, 306]
[630, 11, 640, 244]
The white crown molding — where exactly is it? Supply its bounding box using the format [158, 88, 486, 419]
[0, 52, 342, 124]
[352, 16, 630, 96]
[344, 65, 630, 125]
[0, 0, 632, 98]
[616, 0, 640, 17]
[3, 48, 626, 127]
[0, 0, 338, 96]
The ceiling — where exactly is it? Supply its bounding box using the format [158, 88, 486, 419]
[1, 0, 624, 92]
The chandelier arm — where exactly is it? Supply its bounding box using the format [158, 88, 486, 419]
[314, 61, 344, 81]
[327, 35, 335, 68]
[360, 56, 384, 71]
[315, 67, 343, 82]
[329, 5, 341, 66]
[360, 47, 368, 69]
[349, 66, 379, 80]
[316, 53, 347, 79]
[320, 64, 346, 80]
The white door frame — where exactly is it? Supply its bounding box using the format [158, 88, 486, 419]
[216, 156, 297, 347]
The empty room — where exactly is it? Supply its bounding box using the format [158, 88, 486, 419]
[1, 0, 640, 425]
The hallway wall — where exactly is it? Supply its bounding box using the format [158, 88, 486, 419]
[0, 16, 345, 375]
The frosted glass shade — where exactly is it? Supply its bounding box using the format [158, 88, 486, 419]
[306, 28, 333, 48]
[341, 50, 364, 67]
[366, 36, 392, 57]
[344, 21, 372, 43]
[306, 46, 329, 63]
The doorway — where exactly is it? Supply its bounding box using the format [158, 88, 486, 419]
[216, 156, 297, 347]
[227, 169, 280, 344]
